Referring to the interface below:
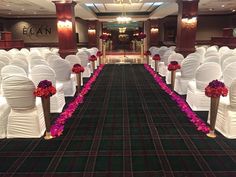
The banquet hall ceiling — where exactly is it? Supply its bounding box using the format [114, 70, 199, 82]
[0, 0, 235, 21]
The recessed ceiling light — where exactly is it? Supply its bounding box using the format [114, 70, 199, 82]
[85, 3, 94, 7]
[209, 8, 213, 11]
[22, 9, 25, 11]
[33, 12, 37, 14]
[221, 4, 225, 8]
[6, 4, 10, 7]
[232, 9, 236, 12]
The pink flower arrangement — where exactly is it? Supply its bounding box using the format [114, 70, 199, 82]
[89, 55, 97, 62]
[144, 50, 151, 56]
[34, 80, 56, 98]
[152, 54, 161, 61]
[96, 51, 103, 57]
[144, 64, 210, 133]
[205, 80, 228, 98]
[72, 64, 84, 73]
[50, 64, 105, 137]
[168, 61, 181, 71]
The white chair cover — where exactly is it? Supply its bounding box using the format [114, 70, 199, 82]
[220, 52, 235, 66]
[30, 59, 48, 69]
[219, 46, 230, 56]
[77, 52, 91, 77]
[158, 50, 174, 76]
[203, 56, 220, 64]
[212, 79, 236, 138]
[1, 65, 27, 79]
[206, 45, 218, 52]
[0, 96, 10, 139]
[0, 56, 10, 65]
[174, 58, 201, 95]
[204, 51, 219, 58]
[30, 65, 65, 113]
[2, 75, 45, 138]
[222, 62, 236, 88]
[186, 62, 222, 111]
[50, 59, 76, 97]
[11, 59, 29, 74]
[222, 56, 236, 71]
[165, 53, 184, 84]
[65, 55, 83, 86]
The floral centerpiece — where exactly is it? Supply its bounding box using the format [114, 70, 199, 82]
[144, 50, 151, 65]
[72, 64, 84, 73]
[152, 54, 161, 73]
[96, 51, 103, 65]
[99, 34, 109, 42]
[72, 64, 84, 92]
[168, 61, 181, 71]
[205, 80, 228, 138]
[34, 80, 56, 140]
[89, 55, 97, 72]
[168, 61, 181, 89]
[34, 80, 56, 98]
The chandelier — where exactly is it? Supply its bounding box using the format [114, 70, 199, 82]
[119, 27, 126, 33]
[114, 0, 142, 3]
[116, 2, 132, 23]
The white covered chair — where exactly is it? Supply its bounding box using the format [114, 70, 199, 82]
[1, 65, 27, 79]
[50, 59, 76, 97]
[30, 65, 65, 113]
[30, 59, 48, 69]
[10, 59, 29, 74]
[212, 79, 236, 138]
[158, 49, 174, 76]
[2, 75, 45, 138]
[220, 52, 235, 67]
[77, 52, 91, 77]
[204, 51, 219, 58]
[206, 45, 218, 52]
[222, 56, 236, 71]
[0, 96, 10, 139]
[165, 53, 184, 84]
[222, 62, 236, 88]
[65, 55, 83, 86]
[203, 56, 220, 64]
[0, 56, 10, 65]
[186, 62, 222, 111]
[174, 58, 201, 95]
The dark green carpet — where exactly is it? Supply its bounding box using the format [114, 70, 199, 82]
[1, 64, 236, 177]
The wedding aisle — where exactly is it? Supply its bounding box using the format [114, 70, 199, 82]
[0, 64, 236, 176]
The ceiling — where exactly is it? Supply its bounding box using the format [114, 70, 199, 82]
[0, 0, 236, 21]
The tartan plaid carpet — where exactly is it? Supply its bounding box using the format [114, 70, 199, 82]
[1, 64, 236, 177]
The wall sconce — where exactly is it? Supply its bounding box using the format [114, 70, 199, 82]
[181, 16, 197, 29]
[57, 19, 72, 29]
[151, 27, 159, 33]
[88, 28, 96, 34]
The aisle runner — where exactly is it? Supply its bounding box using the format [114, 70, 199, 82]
[144, 64, 210, 133]
[50, 64, 105, 137]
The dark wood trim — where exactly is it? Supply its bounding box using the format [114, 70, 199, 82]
[24, 42, 88, 48]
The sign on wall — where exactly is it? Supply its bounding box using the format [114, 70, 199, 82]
[22, 25, 52, 38]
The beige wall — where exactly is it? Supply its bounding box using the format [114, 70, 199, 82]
[6, 19, 58, 43]
[75, 18, 88, 43]
[3, 18, 89, 44]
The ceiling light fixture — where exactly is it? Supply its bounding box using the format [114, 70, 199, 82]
[116, 0, 132, 24]
[114, 0, 142, 4]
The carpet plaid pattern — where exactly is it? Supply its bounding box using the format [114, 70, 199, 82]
[0, 64, 236, 177]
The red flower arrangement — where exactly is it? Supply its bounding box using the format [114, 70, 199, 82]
[138, 32, 146, 40]
[168, 61, 181, 71]
[144, 50, 151, 56]
[72, 64, 84, 73]
[89, 55, 97, 62]
[205, 80, 228, 98]
[152, 54, 161, 61]
[96, 51, 103, 57]
[34, 80, 56, 98]
[99, 34, 109, 42]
